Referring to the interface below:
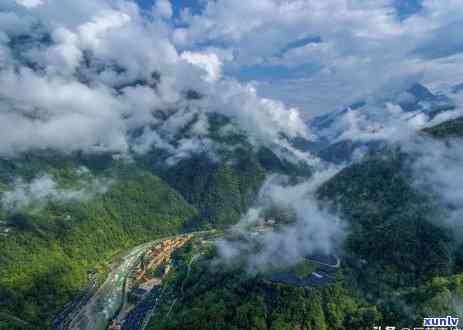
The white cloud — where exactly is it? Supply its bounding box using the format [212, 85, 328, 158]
[174, 0, 403, 65]
[181, 50, 223, 82]
[0, 0, 312, 162]
[217, 168, 346, 271]
[332, 103, 425, 143]
[268, 41, 335, 68]
[173, 0, 463, 117]
[77, 10, 131, 50]
[16, 0, 43, 8]
[1, 172, 111, 211]
[401, 135, 463, 241]
[7, 0, 462, 165]
[45, 27, 82, 73]
[153, 0, 173, 19]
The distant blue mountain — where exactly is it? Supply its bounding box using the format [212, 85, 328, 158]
[306, 83, 459, 163]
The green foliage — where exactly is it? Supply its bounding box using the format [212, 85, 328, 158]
[159, 154, 266, 229]
[0, 161, 196, 328]
[292, 261, 317, 279]
[379, 274, 463, 328]
[147, 247, 379, 330]
[146, 241, 463, 330]
[257, 147, 312, 177]
[422, 116, 463, 138]
[315, 128, 463, 328]
[7, 117, 463, 330]
[145, 117, 463, 330]
[137, 112, 311, 230]
[317, 149, 452, 293]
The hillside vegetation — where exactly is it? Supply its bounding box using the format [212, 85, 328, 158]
[147, 242, 381, 330]
[423, 116, 463, 138]
[144, 116, 463, 330]
[0, 128, 299, 328]
[0, 159, 196, 329]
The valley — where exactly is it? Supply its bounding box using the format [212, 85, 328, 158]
[53, 218, 342, 330]
[1, 116, 463, 329]
[54, 232, 214, 330]
[2, 1, 463, 329]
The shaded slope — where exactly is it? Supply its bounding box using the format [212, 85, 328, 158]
[317, 150, 452, 293]
[137, 113, 311, 229]
[423, 116, 463, 138]
[147, 242, 380, 330]
[142, 117, 463, 330]
[0, 161, 196, 329]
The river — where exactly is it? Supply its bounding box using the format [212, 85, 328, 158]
[66, 231, 213, 330]
[69, 242, 152, 330]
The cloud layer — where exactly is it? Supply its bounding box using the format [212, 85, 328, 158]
[402, 135, 463, 241]
[217, 168, 346, 272]
[172, 0, 463, 116]
[0, 0, 310, 163]
[1, 169, 111, 211]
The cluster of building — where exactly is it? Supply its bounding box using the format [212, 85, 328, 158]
[131, 235, 193, 282]
[107, 235, 193, 330]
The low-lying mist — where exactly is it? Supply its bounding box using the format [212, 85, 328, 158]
[216, 167, 347, 273]
[1, 168, 111, 212]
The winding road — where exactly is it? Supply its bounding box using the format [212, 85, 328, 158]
[58, 231, 214, 330]
[68, 242, 153, 330]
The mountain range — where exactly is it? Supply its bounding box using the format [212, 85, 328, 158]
[306, 82, 462, 163]
[1, 102, 463, 329]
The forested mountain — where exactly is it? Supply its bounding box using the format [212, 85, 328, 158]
[2, 1, 463, 329]
[306, 83, 462, 164]
[2, 115, 462, 329]
[1, 110, 461, 330]
[141, 116, 463, 330]
[0, 119, 312, 329]
[423, 116, 463, 138]
[0, 157, 196, 328]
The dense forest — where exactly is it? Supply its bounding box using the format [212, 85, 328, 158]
[144, 116, 463, 330]
[0, 120, 299, 329]
[1, 116, 463, 329]
[147, 240, 382, 330]
[0, 159, 196, 328]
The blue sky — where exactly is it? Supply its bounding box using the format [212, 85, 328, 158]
[139, 0, 424, 20]
[8, 0, 462, 120]
[139, 0, 452, 115]
[394, 0, 423, 20]
[138, 0, 428, 89]
[130, 1, 463, 119]
[137, 0, 204, 17]
[1, 0, 463, 156]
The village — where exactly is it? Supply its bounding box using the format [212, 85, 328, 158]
[107, 234, 193, 330]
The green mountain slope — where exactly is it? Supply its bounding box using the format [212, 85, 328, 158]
[136, 113, 310, 229]
[143, 117, 463, 330]
[422, 116, 463, 138]
[317, 149, 453, 291]
[313, 117, 463, 327]
[159, 153, 266, 229]
[0, 125, 311, 329]
[0, 159, 196, 329]
[0, 105, 317, 328]
[147, 241, 381, 330]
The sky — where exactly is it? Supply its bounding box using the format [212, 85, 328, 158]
[0, 0, 311, 160]
[1, 0, 463, 160]
[138, 0, 204, 17]
[132, 0, 463, 118]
